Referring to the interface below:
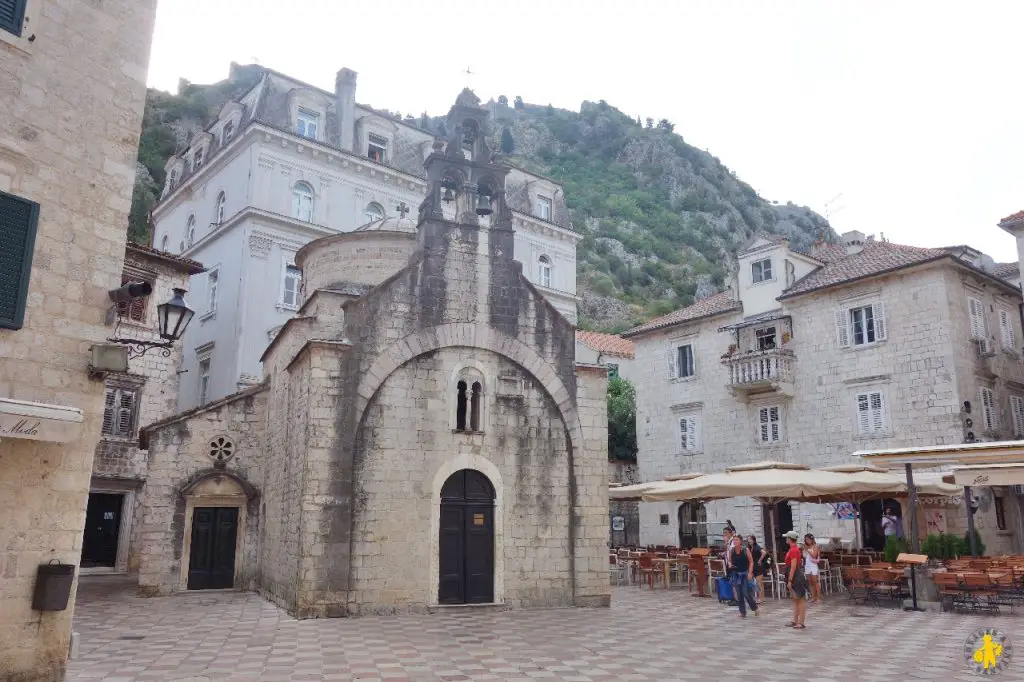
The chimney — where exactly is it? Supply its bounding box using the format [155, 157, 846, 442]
[841, 230, 866, 255]
[335, 68, 358, 152]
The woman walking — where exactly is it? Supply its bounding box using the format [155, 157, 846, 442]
[729, 534, 759, 618]
[804, 533, 822, 603]
[783, 530, 807, 629]
[747, 534, 767, 604]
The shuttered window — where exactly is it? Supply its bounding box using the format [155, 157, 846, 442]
[116, 274, 150, 323]
[0, 0, 27, 37]
[856, 391, 886, 435]
[759, 406, 781, 443]
[969, 298, 989, 352]
[679, 416, 699, 452]
[836, 302, 886, 347]
[0, 190, 40, 330]
[1010, 395, 1024, 437]
[999, 308, 1015, 350]
[101, 386, 138, 438]
[668, 344, 695, 379]
[981, 387, 997, 432]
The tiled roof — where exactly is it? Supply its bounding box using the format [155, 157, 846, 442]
[1000, 210, 1024, 224]
[621, 291, 741, 338]
[779, 240, 947, 299]
[576, 331, 635, 359]
[993, 262, 1020, 281]
[126, 243, 206, 274]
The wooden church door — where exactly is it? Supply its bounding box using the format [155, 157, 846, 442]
[438, 469, 495, 604]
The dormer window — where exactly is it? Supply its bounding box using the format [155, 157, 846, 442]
[751, 258, 773, 284]
[537, 196, 552, 221]
[367, 133, 388, 163]
[297, 109, 319, 140]
[169, 168, 178, 189]
[193, 147, 204, 172]
[222, 121, 234, 145]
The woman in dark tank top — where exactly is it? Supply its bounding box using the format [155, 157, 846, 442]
[729, 534, 758, 617]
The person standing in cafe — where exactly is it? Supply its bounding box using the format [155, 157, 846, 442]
[747, 534, 768, 604]
[729, 533, 759, 617]
[721, 526, 738, 605]
[784, 530, 808, 629]
[803, 533, 822, 604]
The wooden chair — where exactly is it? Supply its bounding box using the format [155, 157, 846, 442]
[932, 571, 964, 612]
[636, 555, 663, 589]
[843, 566, 867, 602]
[961, 572, 999, 613]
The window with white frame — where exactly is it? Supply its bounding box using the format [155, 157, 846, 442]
[207, 270, 219, 313]
[856, 390, 886, 435]
[537, 255, 552, 288]
[222, 120, 234, 145]
[537, 196, 552, 220]
[836, 302, 887, 347]
[367, 133, 388, 163]
[755, 326, 777, 351]
[281, 263, 302, 308]
[1011, 395, 1024, 437]
[296, 108, 319, 140]
[668, 343, 696, 379]
[198, 358, 211, 405]
[679, 415, 700, 452]
[101, 385, 139, 438]
[981, 387, 998, 432]
[999, 308, 1015, 350]
[186, 215, 195, 247]
[215, 191, 226, 225]
[758, 405, 782, 443]
[292, 182, 314, 222]
[751, 258, 773, 284]
[969, 297, 989, 351]
[365, 202, 385, 223]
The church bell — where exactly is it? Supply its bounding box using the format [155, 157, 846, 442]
[475, 192, 492, 216]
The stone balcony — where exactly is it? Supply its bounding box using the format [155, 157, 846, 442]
[721, 347, 796, 400]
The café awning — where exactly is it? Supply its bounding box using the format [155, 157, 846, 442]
[947, 463, 1024, 487]
[0, 397, 83, 444]
[853, 440, 1024, 467]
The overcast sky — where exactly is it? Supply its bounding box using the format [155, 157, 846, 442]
[148, 0, 1023, 260]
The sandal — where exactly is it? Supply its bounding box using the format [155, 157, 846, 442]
[793, 624, 806, 629]
[786, 622, 796, 627]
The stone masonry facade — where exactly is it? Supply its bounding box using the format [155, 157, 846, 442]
[135, 91, 609, 619]
[0, 1, 158, 680]
[629, 235, 1024, 554]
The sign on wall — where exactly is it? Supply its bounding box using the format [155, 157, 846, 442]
[0, 397, 83, 444]
[611, 516, 625, 531]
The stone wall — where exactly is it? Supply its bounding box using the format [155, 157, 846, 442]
[0, 0, 157, 678]
[137, 388, 267, 596]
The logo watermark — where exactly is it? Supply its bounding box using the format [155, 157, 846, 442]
[965, 628, 1012, 676]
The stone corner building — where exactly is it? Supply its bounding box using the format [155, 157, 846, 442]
[138, 91, 610, 616]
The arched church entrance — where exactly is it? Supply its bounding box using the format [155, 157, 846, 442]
[438, 469, 495, 604]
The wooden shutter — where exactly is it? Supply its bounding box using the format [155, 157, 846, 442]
[873, 302, 887, 341]
[769, 406, 780, 441]
[101, 388, 116, 436]
[969, 298, 986, 339]
[688, 417, 699, 452]
[1000, 309, 1014, 349]
[1011, 396, 1024, 436]
[982, 388, 997, 431]
[116, 390, 136, 437]
[759, 407, 769, 442]
[0, 190, 40, 330]
[835, 309, 850, 348]
[679, 417, 688, 450]
[667, 349, 677, 379]
[856, 393, 870, 434]
[870, 392, 884, 432]
[0, 0, 27, 37]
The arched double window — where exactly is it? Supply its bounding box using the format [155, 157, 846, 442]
[455, 380, 484, 432]
[186, 215, 196, 247]
[215, 192, 226, 225]
[160, 234, 169, 251]
[537, 254, 552, 288]
[365, 202, 385, 223]
[292, 182, 314, 222]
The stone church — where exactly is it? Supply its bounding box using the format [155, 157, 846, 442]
[135, 91, 610, 616]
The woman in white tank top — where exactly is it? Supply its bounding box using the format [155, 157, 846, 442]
[803, 533, 822, 603]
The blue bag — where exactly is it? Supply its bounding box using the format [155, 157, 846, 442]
[715, 576, 733, 603]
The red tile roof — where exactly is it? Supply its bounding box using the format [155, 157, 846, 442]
[126, 243, 206, 275]
[779, 240, 947, 299]
[993, 262, 1020, 281]
[621, 291, 741, 338]
[576, 331, 635, 359]
[1000, 210, 1024, 224]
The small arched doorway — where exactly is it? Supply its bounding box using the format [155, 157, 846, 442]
[439, 469, 495, 604]
[678, 502, 707, 549]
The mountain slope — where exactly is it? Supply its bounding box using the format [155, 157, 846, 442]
[128, 73, 835, 332]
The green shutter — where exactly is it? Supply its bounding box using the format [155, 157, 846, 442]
[0, 190, 40, 330]
[0, 0, 27, 37]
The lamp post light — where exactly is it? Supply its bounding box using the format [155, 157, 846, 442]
[109, 287, 195, 359]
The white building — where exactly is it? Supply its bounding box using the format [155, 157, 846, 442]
[151, 64, 580, 408]
[575, 330, 636, 380]
[624, 232, 1024, 553]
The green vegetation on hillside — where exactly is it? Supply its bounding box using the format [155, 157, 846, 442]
[128, 70, 834, 331]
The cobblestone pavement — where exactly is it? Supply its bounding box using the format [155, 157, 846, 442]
[67, 576, 1024, 681]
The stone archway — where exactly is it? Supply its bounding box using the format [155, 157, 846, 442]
[355, 323, 583, 454]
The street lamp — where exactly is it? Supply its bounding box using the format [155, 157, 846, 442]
[108, 286, 195, 359]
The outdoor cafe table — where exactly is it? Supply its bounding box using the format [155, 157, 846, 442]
[652, 556, 686, 588]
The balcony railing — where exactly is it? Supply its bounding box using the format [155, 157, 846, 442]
[722, 347, 796, 394]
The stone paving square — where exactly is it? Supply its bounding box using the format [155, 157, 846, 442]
[66, 577, 1024, 681]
